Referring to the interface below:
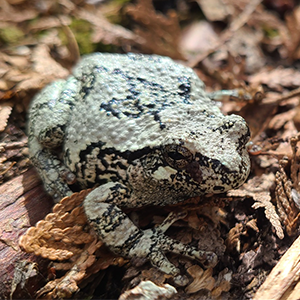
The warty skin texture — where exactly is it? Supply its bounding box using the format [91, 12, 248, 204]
[28, 53, 250, 275]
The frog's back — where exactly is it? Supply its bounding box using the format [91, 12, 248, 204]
[64, 53, 221, 171]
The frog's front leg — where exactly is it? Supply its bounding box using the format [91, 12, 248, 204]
[28, 78, 80, 200]
[84, 183, 218, 275]
[28, 140, 75, 199]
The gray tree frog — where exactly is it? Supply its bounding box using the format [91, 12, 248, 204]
[28, 53, 250, 275]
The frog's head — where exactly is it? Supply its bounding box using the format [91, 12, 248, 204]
[158, 113, 251, 195]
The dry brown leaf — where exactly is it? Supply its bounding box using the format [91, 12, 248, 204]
[0, 52, 29, 70]
[0, 0, 37, 22]
[185, 265, 232, 296]
[268, 108, 296, 132]
[30, 44, 70, 81]
[186, 210, 205, 231]
[237, 94, 280, 139]
[180, 21, 219, 56]
[28, 15, 71, 32]
[0, 103, 12, 132]
[284, 6, 300, 60]
[292, 104, 300, 132]
[226, 27, 265, 73]
[228, 174, 284, 239]
[275, 159, 300, 236]
[186, 265, 215, 294]
[78, 9, 142, 49]
[226, 223, 244, 252]
[246, 3, 300, 63]
[246, 218, 259, 232]
[273, 135, 300, 236]
[230, 134, 300, 240]
[249, 67, 300, 90]
[189, 0, 263, 67]
[125, 0, 184, 60]
[290, 134, 300, 194]
[0, 43, 70, 105]
[252, 195, 283, 239]
[211, 268, 232, 298]
[140, 268, 168, 286]
[196, 0, 231, 21]
[174, 208, 226, 258]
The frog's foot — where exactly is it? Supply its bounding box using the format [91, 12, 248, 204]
[84, 185, 218, 275]
[128, 227, 218, 275]
[34, 151, 75, 201]
[29, 138, 75, 201]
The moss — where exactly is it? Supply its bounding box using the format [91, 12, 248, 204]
[103, 0, 131, 24]
[263, 26, 279, 38]
[62, 18, 122, 54]
[94, 42, 119, 53]
[0, 26, 24, 46]
[63, 19, 96, 55]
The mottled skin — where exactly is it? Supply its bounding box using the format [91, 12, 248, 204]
[28, 53, 250, 275]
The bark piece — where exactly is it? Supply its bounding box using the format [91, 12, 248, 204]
[0, 168, 53, 299]
[253, 235, 300, 300]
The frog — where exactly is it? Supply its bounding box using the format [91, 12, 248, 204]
[27, 53, 251, 275]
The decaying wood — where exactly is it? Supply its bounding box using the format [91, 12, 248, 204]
[0, 168, 53, 299]
[254, 234, 300, 300]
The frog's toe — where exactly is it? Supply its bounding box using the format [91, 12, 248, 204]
[161, 234, 218, 268]
[128, 228, 218, 274]
[29, 144, 75, 201]
[149, 250, 180, 275]
[194, 250, 218, 268]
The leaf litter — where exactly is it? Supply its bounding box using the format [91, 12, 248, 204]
[1, 0, 300, 298]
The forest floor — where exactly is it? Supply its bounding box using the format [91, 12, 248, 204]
[1, 0, 300, 299]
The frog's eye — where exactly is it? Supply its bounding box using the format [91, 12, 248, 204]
[163, 144, 193, 169]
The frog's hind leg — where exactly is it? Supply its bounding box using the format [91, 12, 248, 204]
[155, 211, 218, 268]
[84, 183, 218, 275]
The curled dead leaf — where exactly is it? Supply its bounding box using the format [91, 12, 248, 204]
[0, 103, 13, 132]
[185, 265, 232, 296]
[226, 223, 244, 253]
[125, 0, 184, 60]
[228, 174, 284, 239]
[274, 148, 300, 236]
[186, 265, 215, 294]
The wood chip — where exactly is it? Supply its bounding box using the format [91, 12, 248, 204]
[254, 234, 300, 300]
